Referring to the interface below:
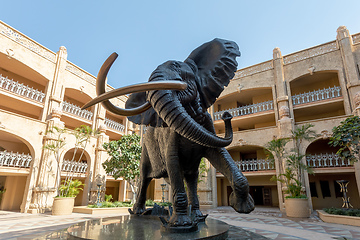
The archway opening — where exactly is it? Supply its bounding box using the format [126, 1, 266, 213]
[61, 148, 90, 206]
[305, 139, 359, 209]
[0, 131, 33, 211]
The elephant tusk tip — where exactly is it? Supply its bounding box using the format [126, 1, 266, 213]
[81, 103, 92, 110]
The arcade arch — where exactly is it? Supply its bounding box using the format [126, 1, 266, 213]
[0, 131, 34, 211]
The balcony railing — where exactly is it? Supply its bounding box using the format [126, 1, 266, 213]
[306, 153, 353, 168]
[62, 101, 93, 121]
[214, 100, 274, 121]
[104, 118, 125, 132]
[0, 74, 46, 103]
[0, 151, 32, 168]
[292, 86, 341, 106]
[236, 159, 275, 172]
[61, 160, 88, 174]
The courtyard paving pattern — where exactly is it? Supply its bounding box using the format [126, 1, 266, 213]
[0, 206, 358, 239]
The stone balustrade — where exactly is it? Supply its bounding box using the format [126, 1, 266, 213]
[235, 159, 275, 172]
[104, 118, 125, 132]
[292, 86, 341, 106]
[306, 153, 352, 168]
[61, 160, 88, 174]
[214, 100, 273, 121]
[0, 151, 32, 168]
[0, 74, 46, 103]
[62, 101, 93, 120]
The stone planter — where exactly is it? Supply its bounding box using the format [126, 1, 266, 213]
[317, 210, 360, 227]
[73, 206, 130, 215]
[285, 198, 310, 218]
[52, 197, 75, 215]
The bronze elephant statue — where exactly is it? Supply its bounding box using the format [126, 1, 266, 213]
[83, 38, 254, 229]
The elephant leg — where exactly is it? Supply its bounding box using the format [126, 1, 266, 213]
[165, 132, 192, 227]
[132, 147, 152, 215]
[205, 148, 254, 213]
[184, 172, 208, 221]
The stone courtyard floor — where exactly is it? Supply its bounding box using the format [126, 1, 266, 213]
[0, 206, 358, 239]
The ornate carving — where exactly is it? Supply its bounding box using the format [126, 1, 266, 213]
[234, 61, 273, 78]
[283, 42, 338, 65]
[273, 47, 282, 59]
[238, 139, 247, 146]
[352, 33, 360, 45]
[354, 91, 360, 108]
[337, 26, 349, 40]
[0, 21, 56, 62]
[51, 107, 62, 119]
[65, 62, 96, 85]
[308, 66, 316, 75]
[320, 130, 332, 139]
[98, 124, 107, 133]
[279, 106, 290, 119]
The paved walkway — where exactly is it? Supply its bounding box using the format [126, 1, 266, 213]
[0, 207, 358, 239]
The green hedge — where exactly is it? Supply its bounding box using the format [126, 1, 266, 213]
[323, 207, 360, 217]
[88, 201, 133, 208]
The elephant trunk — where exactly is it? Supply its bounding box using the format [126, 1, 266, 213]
[148, 89, 233, 148]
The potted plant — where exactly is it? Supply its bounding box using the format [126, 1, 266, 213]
[52, 179, 84, 215]
[266, 123, 317, 217]
[44, 125, 97, 215]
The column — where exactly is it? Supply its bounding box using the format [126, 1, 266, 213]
[28, 108, 65, 213]
[197, 159, 215, 209]
[45, 46, 68, 118]
[272, 47, 293, 212]
[89, 124, 109, 204]
[337, 26, 360, 111]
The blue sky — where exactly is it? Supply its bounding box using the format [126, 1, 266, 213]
[2, 1, 360, 88]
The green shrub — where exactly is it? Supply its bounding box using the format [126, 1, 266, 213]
[323, 207, 360, 217]
[88, 201, 133, 208]
[145, 199, 172, 207]
[105, 194, 113, 202]
[145, 199, 155, 206]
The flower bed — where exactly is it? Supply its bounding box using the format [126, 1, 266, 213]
[73, 206, 130, 215]
[317, 210, 360, 227]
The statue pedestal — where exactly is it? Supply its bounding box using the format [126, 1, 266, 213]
[67, 215, 229, 240]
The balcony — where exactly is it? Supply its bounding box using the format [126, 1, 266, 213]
[104, 118, 125, 133]
[292, 86, 341, 106]
[236, 159, 275, 172]
[0, 74, 45, 103]
[62, 101, 93, 121]
[0, 151, 32, 168]
[306, 153, 353, 168]
[214, 100, 274, 121]
[61, 160, 88, 174]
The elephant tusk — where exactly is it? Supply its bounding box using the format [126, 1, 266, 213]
[81, 52, 187, 116]
[82, 80, 188, 112]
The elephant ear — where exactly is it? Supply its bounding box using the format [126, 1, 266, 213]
[184, 38, 240, 109]
[126, 92, 165, 127]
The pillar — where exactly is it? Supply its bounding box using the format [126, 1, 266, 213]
[337, 26, 360, 111]
[272, 47, 294, 212]
[89, 124, 108, 204]
[28, 108, 65, 213]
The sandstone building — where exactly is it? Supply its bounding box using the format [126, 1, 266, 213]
[0, 20, 134, 213]
[212, 26, 360, 211]
[0, 20, 359, 213]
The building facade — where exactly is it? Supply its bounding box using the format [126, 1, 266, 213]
[0, 20, 135, 213]
[1, 20, 360, 213]
[212, 26, 360, 211]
